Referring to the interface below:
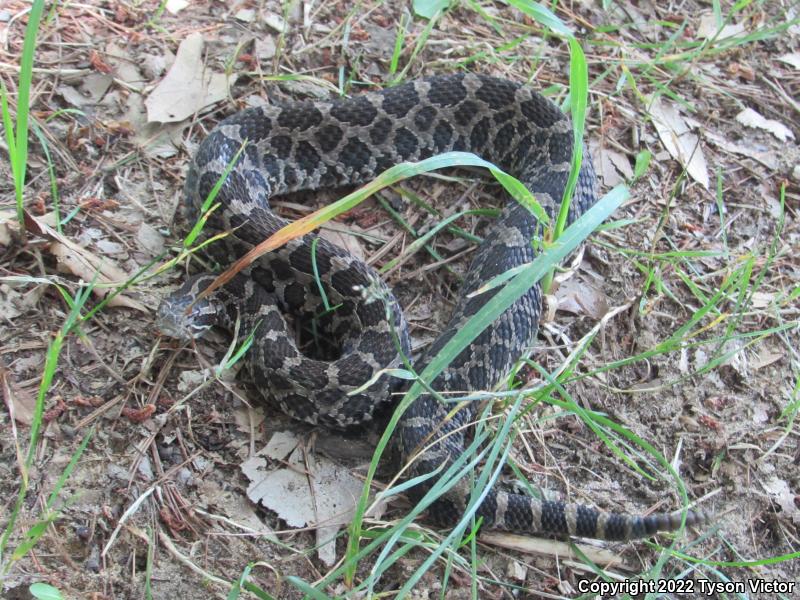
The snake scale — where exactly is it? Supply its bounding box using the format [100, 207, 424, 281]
[158, 73, 709, 540]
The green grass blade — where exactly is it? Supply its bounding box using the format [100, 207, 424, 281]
[29, 121, 61, 232]
[299, 151, 547, 230]
[285, 576, 333, 599]
[345, 185, 626, 588]
[184, 138, 250, 247]
[389, 12, 410, 75]
[553, 37, 588, 239]
[503, 0, 573, 37]
[7, 0, 46, 228]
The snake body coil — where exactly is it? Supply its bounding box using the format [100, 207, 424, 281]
[158, 73, 709, 540]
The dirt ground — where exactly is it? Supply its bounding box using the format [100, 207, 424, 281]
[1, 1, 798, 599]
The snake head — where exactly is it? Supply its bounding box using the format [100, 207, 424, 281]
[156, 275, 220, 341]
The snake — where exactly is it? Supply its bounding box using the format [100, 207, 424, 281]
[157, 73, 709, 540]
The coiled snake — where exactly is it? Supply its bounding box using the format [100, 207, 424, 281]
[158, 73, 709, 540]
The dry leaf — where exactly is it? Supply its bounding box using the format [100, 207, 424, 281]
[649, 97, 709, 189]
[177, 370, 209, 392]
[95, 239, 125, 255]
[750, 291, 776, 309]
[592, 144, 632, 187]
[128, 97, 186, 157]
[554, 277, 609, 319]
[750, 345, 784, 370]
[0, 207, 19, 246]
[255, 38, 277, 60]
[223, 495, 278, 541]
[736, 108, 795, 143]
[24, 211, 147, 312]
[703, 130, 778, 170]
[242, 431, 384, 566]
[1, 368, 36, 426]
[102, 41, 185, 157]
[235, 9, 256, 23]
[263, 12, 287, 33]
[165, 0, 189, 14]
[145, 33, 235, 123]
[105, 41, 144, 88]
[777, 53, 800, 70]
[762, 476, 800, 524]
[233, 403, 265, 434]
[697, 13, 746, 40]
[320, 222, 367, 262]
[57, 73, 113, 108]
[0, 279, 47, 321]
[136, 222, 165, 256]
[507, 559, 527, 582]
[752, 403, 769, 425]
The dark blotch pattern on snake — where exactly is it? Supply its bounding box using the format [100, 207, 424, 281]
[157, 73, 709, 540]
